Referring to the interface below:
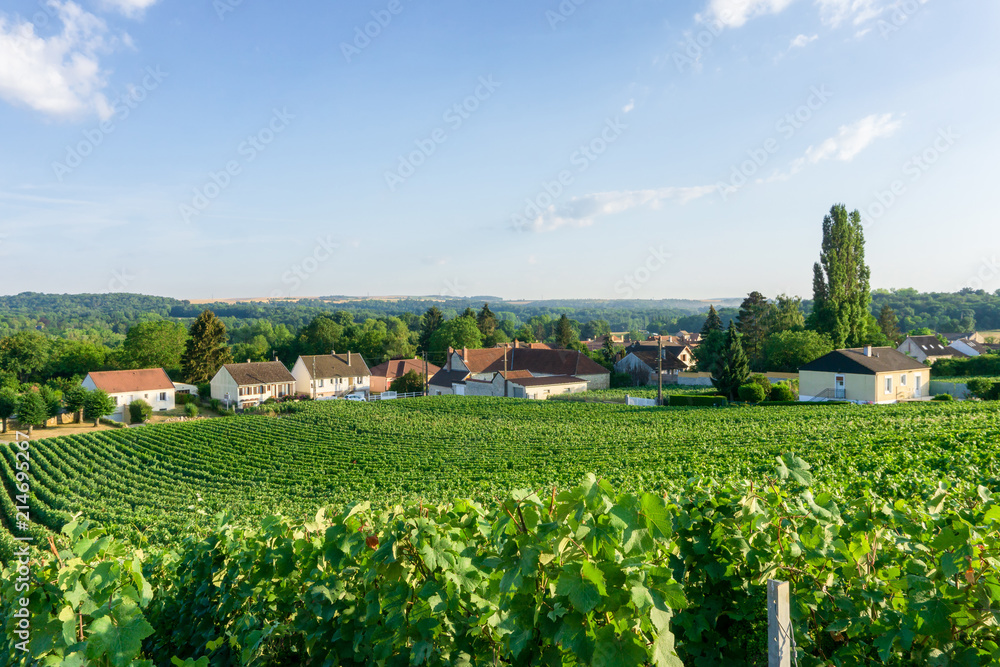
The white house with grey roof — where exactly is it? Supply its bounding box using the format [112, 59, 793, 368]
[291, 352, 371, 399]
[210, 361, 296, 409]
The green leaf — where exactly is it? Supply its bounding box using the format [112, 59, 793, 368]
[640, 494, 672, 539]
[652, 630, 684, 667]
[556, 563, 604, 613]
[86, 600, 155, 667]
[592, 626, 648, 667]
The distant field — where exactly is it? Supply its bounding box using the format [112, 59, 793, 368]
[3, 397, 1000, 555]
[547, 386, 717, 403]
[933, 376, 1000, 384]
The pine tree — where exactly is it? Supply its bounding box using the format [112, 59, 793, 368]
[711, 325, 751, 401]
[736, 292, 774, 369]
[810, 204, 875, 349]
[476, 303, 497, 337]
[700, 305, 723, 336]
[556, 315, 577, 350]
[417, 307, 443, 354]
[182, 310, 233, 384]
[877, 304, 901, 344]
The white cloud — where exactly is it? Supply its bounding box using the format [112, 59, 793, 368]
[816, 0, 930, 28]
[767, 113, 902, 181]
[698, 0, 799, 29]
[622, 99, 635, 114]
[522, 185, 718, 232]
[99, 0, 159, 19]
[789, 33, 819, 48]
[0, 1, 117, 120]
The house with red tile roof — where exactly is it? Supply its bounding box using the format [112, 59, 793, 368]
[428, 343, 609, 396]
[369, 357, 440, 393]
[82, 368, 176, 420]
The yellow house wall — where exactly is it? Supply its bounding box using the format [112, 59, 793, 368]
[800, 369, 930, 403]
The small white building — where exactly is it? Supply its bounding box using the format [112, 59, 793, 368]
[897, 335, 963, 364]
[291, 352, 372, 400]
[82, 368, 175, 420]
[949, 338, 991, 358]
[211, 361, 296, 409]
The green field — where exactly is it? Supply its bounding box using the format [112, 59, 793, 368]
[5, 397, 1000, 666]
[3, 396, 1000, 552]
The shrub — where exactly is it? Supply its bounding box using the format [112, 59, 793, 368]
[667, 395, 728, 407]
[184, 403, 199, 417]
[175, 393, 195, 406]
[738, 383, 767, 404]
[128, 400, 153, 424]
[197, 383, 211, 398]
[610, 372, 633, 389]
[210, 398, 222, 412]
[932, 355, 1000, 378]
[967, 379, 1000, 401]
[932, 394, 954, 402]
[748, 374, 772, 396]
[769, 383, 796, 402]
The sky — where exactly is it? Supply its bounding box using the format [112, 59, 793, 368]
[0, 0, 997, 302]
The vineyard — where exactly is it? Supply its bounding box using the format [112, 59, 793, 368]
[2, 397, 1000, 556]
[3, 397, 1000, 665]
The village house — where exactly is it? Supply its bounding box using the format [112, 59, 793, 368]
[897, 335, 965, 364]
[799, 346, 930, 404]
[369, 357, 440, 393]
[614, 345, 692, 385]
[210, 361, 296, 409]
[948, 338, 992, 357]
[428, 343, 609, 396]
[291, 352, 372, 399]
[81, 368, 175, 420]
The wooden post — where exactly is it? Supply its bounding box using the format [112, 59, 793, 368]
[657, 336, 663, 406]
[768, 580, 791, 667]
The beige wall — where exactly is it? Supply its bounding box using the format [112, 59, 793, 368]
[800, 369, 930, 403]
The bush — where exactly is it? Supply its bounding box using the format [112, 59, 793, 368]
[769, 383, 796, 402]
[175, 393, 195, 406]
[748, 374, 772, 396]
[967, 379, 1000, 401]
[210, 398, 221, 412]
[932, 394, 954, 402]
[932, 355, 1000, 378]
[609, 372, 633, 389]
[667, 395, 728, 407]
[184, 402, 199, 417]
[128, 400, 152, 424]
[738, 383, 767, 404]
[197, 383, 211, 398]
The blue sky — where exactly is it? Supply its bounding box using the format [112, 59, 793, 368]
[0, 0, 996, 301]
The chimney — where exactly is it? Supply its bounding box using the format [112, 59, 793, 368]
[447, 346, 454, 371]
[514, 340, 520, 349]
[863, 346, 873, 357]
[348, 351, 352, 365]
[247, 358, 251, 364]
[462, 347, 468, 362]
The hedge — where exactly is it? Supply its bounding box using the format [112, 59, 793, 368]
[667, 395, 728, 407]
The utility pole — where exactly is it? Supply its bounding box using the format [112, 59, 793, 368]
[657, 335, 663, 407]
[423, 353, 429, 397]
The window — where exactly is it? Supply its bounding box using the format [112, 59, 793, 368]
[900, 374, 907, 387]
[885, 376, 893, 394]
[356, 377, 362, 384]
[159, 392, 167, 401]
[112, 396, 118, 406]
[318, 379, 324, 387]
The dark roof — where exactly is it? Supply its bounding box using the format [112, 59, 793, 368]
[508, 375, 587, 387]
[369, 357, 440, 379]
[800, 348, 928, 375]
[223, 361, 295, 385]
[428, 369, 470, 388]
[905, 336, 954, 356]
[298, 353, 371, 379]
[458, 348, 609, 377]
[86, 368, 174, 394]
[941, 332, 976, 342]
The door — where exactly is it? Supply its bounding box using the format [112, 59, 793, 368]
[835, 376, 846, 400]
[915, 375, 922, 398]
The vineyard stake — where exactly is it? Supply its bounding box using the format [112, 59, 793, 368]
[768, 579, 791, 667]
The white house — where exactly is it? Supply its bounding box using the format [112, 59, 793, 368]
[210, 361, 296, 409]
[897, 335, 964, 364]
[291, 352, 372, 399]
[82, 368, 175, 420]
[949, 338, 991, 358]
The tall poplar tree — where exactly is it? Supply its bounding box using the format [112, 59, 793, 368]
[418, 307, 444, 354]
[182, 310, 233, 384]
[810, 204, 876, 349]
[878, 304, 901, 344]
